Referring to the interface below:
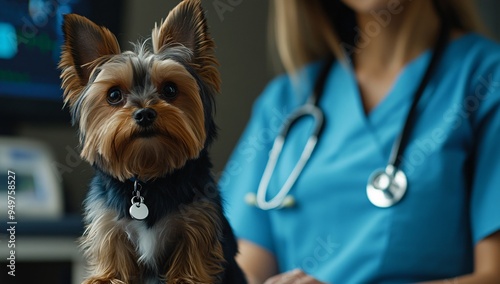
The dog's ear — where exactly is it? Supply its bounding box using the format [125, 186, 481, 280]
[152, 0, 220, 93]
[59, 14, 120, 105]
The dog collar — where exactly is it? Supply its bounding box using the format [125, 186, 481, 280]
[129, 176, 146, 183]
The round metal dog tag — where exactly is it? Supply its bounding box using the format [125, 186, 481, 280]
[129, 203, 149, 220]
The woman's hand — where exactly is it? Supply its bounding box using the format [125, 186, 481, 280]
[264, 269, 327, 284]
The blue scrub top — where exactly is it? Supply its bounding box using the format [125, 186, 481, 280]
[221, 33, 500, 283]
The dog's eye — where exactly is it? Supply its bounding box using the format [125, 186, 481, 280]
[107, 88, 124, 105]
[160, 82, 178, 101]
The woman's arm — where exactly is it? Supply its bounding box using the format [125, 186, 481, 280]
[422, 231, 500, 284]
[264, 269, 326, 284]
[237, 239, 279, 284]
[254, 231, 500, 284]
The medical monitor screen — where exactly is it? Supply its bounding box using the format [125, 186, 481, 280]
[0, 0, 123, 123]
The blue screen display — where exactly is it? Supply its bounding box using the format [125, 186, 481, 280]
[0, 0, 90, 101]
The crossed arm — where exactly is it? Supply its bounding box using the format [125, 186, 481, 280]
[237, 231, 500, 284]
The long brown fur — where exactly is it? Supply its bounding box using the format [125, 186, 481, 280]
[80, 200, 225, 284]
[59, 1, 213, 182]
[167, 201, 225, 283]
[59, 0, 243, 283]
[77, 59, 205, 181]
[80, 202, 138, 284]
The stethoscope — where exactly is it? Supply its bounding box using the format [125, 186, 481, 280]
[246, 21, 451, 210]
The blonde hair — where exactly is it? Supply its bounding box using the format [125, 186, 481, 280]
[270, 0, 486, 73]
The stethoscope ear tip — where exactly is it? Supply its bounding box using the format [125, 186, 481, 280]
[245, 192, 295, 209]
[282, 195, 296, 208]
[245, 192, 258, 206]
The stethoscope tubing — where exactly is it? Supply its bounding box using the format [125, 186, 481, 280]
[366, 3, 451, 207]
[387, 22, 451, 168]
[256, 104, 324, 210]
[252, 0, 451, 210]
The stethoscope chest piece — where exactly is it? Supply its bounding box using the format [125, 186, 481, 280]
[366, 165, 407, 208]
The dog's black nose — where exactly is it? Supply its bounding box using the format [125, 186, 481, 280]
[134, 108, 157, 127]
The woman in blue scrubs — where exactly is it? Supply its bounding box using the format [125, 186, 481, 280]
[221, 0, 500, 283]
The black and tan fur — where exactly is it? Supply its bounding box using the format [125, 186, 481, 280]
[58, 0, 246, 283]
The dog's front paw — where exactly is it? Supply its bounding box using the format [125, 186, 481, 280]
[82, 277, 126, 284]
[168, 278, 211, 284]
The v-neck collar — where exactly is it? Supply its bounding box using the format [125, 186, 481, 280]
[330, 33, 474, 161]
[332, 51, 432, 162]
[344, 32, 477, 127]
[346, 51, 432, 125]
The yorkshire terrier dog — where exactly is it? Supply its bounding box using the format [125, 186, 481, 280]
[58, 0, 246, 283]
